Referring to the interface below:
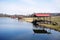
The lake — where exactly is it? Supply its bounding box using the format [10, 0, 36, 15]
[0, 17, 60, 40]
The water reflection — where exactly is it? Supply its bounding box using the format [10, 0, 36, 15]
[33, 24, 51, 34]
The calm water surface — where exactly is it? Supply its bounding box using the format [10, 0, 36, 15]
[0, 17, 60, 40]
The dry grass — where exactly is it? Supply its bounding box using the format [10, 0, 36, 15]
[22, 16, 60, 31]
[22, 16, 60, 23]
[38, 24, 60, 31]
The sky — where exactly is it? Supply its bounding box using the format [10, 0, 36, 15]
[0, 0, 60, 15]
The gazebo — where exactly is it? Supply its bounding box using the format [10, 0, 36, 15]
[33, 13, 51, 24]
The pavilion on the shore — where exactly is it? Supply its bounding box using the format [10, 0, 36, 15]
[33, 13, 51, 24]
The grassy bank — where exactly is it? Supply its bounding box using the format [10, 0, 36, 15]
[22, 16, 60, 23]
[22, 16, 60, 31]
[38, 24, 60, 31]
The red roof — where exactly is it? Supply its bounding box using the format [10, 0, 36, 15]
[34, 13, 50, 17]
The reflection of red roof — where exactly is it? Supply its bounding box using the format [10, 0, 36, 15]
[34, 13, 50, 17]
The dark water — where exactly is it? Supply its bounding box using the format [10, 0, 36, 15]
[0, 17, 60, 40]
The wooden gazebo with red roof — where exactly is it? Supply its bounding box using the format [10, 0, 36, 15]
[33, 13, 51, 24]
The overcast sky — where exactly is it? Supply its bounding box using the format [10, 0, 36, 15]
[0, 0, 60, 15]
